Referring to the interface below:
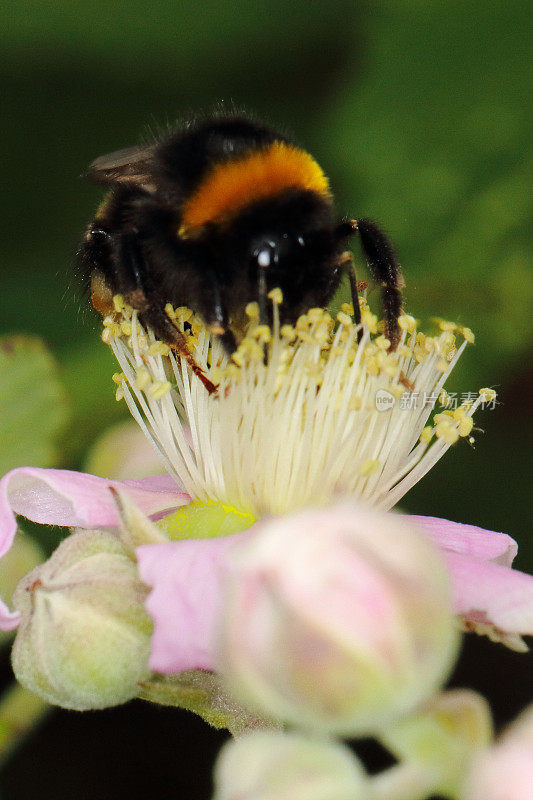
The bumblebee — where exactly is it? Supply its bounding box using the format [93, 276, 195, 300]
[79, 114, 402, 391]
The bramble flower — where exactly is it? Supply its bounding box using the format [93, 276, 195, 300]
[0, 293, 532, 682]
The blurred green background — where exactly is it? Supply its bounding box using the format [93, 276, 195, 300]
[1, 1, 532, 797]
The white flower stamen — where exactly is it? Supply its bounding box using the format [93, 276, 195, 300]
[104, 295, 492, 517]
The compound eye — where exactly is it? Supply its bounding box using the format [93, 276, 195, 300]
[253, 241, 279, 268]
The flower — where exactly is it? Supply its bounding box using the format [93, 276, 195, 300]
[0, 294, 532, 663]
[215, 504, 459, 735]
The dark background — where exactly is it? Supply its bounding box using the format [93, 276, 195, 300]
[1, 1, 532, 797]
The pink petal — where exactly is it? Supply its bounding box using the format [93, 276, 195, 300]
[0, 467, 189, 631]
[123, 474, 184, 493]
[409, 515, 518, 567]
[137, 533, 246, 674]
[443, 550, 533, 640]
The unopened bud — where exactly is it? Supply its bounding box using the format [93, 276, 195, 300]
[381, 689, 493, 799]
[12, 530, 152, 710]
[218, 504, 458, 735]
[212, 731, 369, 800]
[464, 705, 533, 800]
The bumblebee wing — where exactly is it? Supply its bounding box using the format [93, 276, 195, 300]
[83, 144, 156, 188]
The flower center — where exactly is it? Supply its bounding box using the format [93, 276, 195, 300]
[102, 291, 495, 516]
[158, 500, 256, 540]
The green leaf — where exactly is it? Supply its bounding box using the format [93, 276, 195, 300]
[0, 335, 70, 473]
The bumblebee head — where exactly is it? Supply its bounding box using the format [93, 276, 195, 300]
[217, 190, 355, 325]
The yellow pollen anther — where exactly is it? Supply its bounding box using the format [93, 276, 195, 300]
[252, 325, 272, 344]
[307, 307, 325, 323]
[365, 357, 380, 376]
[458, 416, 474, 437]
[434, 318, 457, 332]
[135, 367, 151, 391]
[267, 287, 283, 304]
[420, 426, 434, 444]
[146, 342, 171, 357]
[336, 311, 352, 327]
[280, 324, 296, 341]
[112, 372, 125, 384]
[175, 307, 193, 322]
[435, 418, 460, 444]
[375, 335, 391, 351]
[341, 302, 354, 316]
[461, 327, 475, 344]
[439, 390, 451, 407]
[398, 314, 416, 332]
[165, 303, 177, 319]
[231, 350, 245, 367]
[147, 380, 172, 399]
[113, 294, 125, 313]
[479, 388, 497, 402]
[245, 301, 260, 319]
[314, 322, 330, 343]
[361, 309, 378, 333]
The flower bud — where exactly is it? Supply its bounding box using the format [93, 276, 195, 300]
[212, 730, 369, 800]
[464, 705, 533, 800]
[381, 689, 493, 799]
[217, 504, 458, 735]
[11, 530, 152, 710]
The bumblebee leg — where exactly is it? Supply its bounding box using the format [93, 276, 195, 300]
[335, 250, 362, 329]
[353, 218, 403, 349]
[119, 234, 218, 396]
[146, 304, 219, 395]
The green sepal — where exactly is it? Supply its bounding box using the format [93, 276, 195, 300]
[137, 671, 279, 736]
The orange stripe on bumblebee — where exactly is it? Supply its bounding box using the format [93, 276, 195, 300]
[178, 141, 331, 236]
